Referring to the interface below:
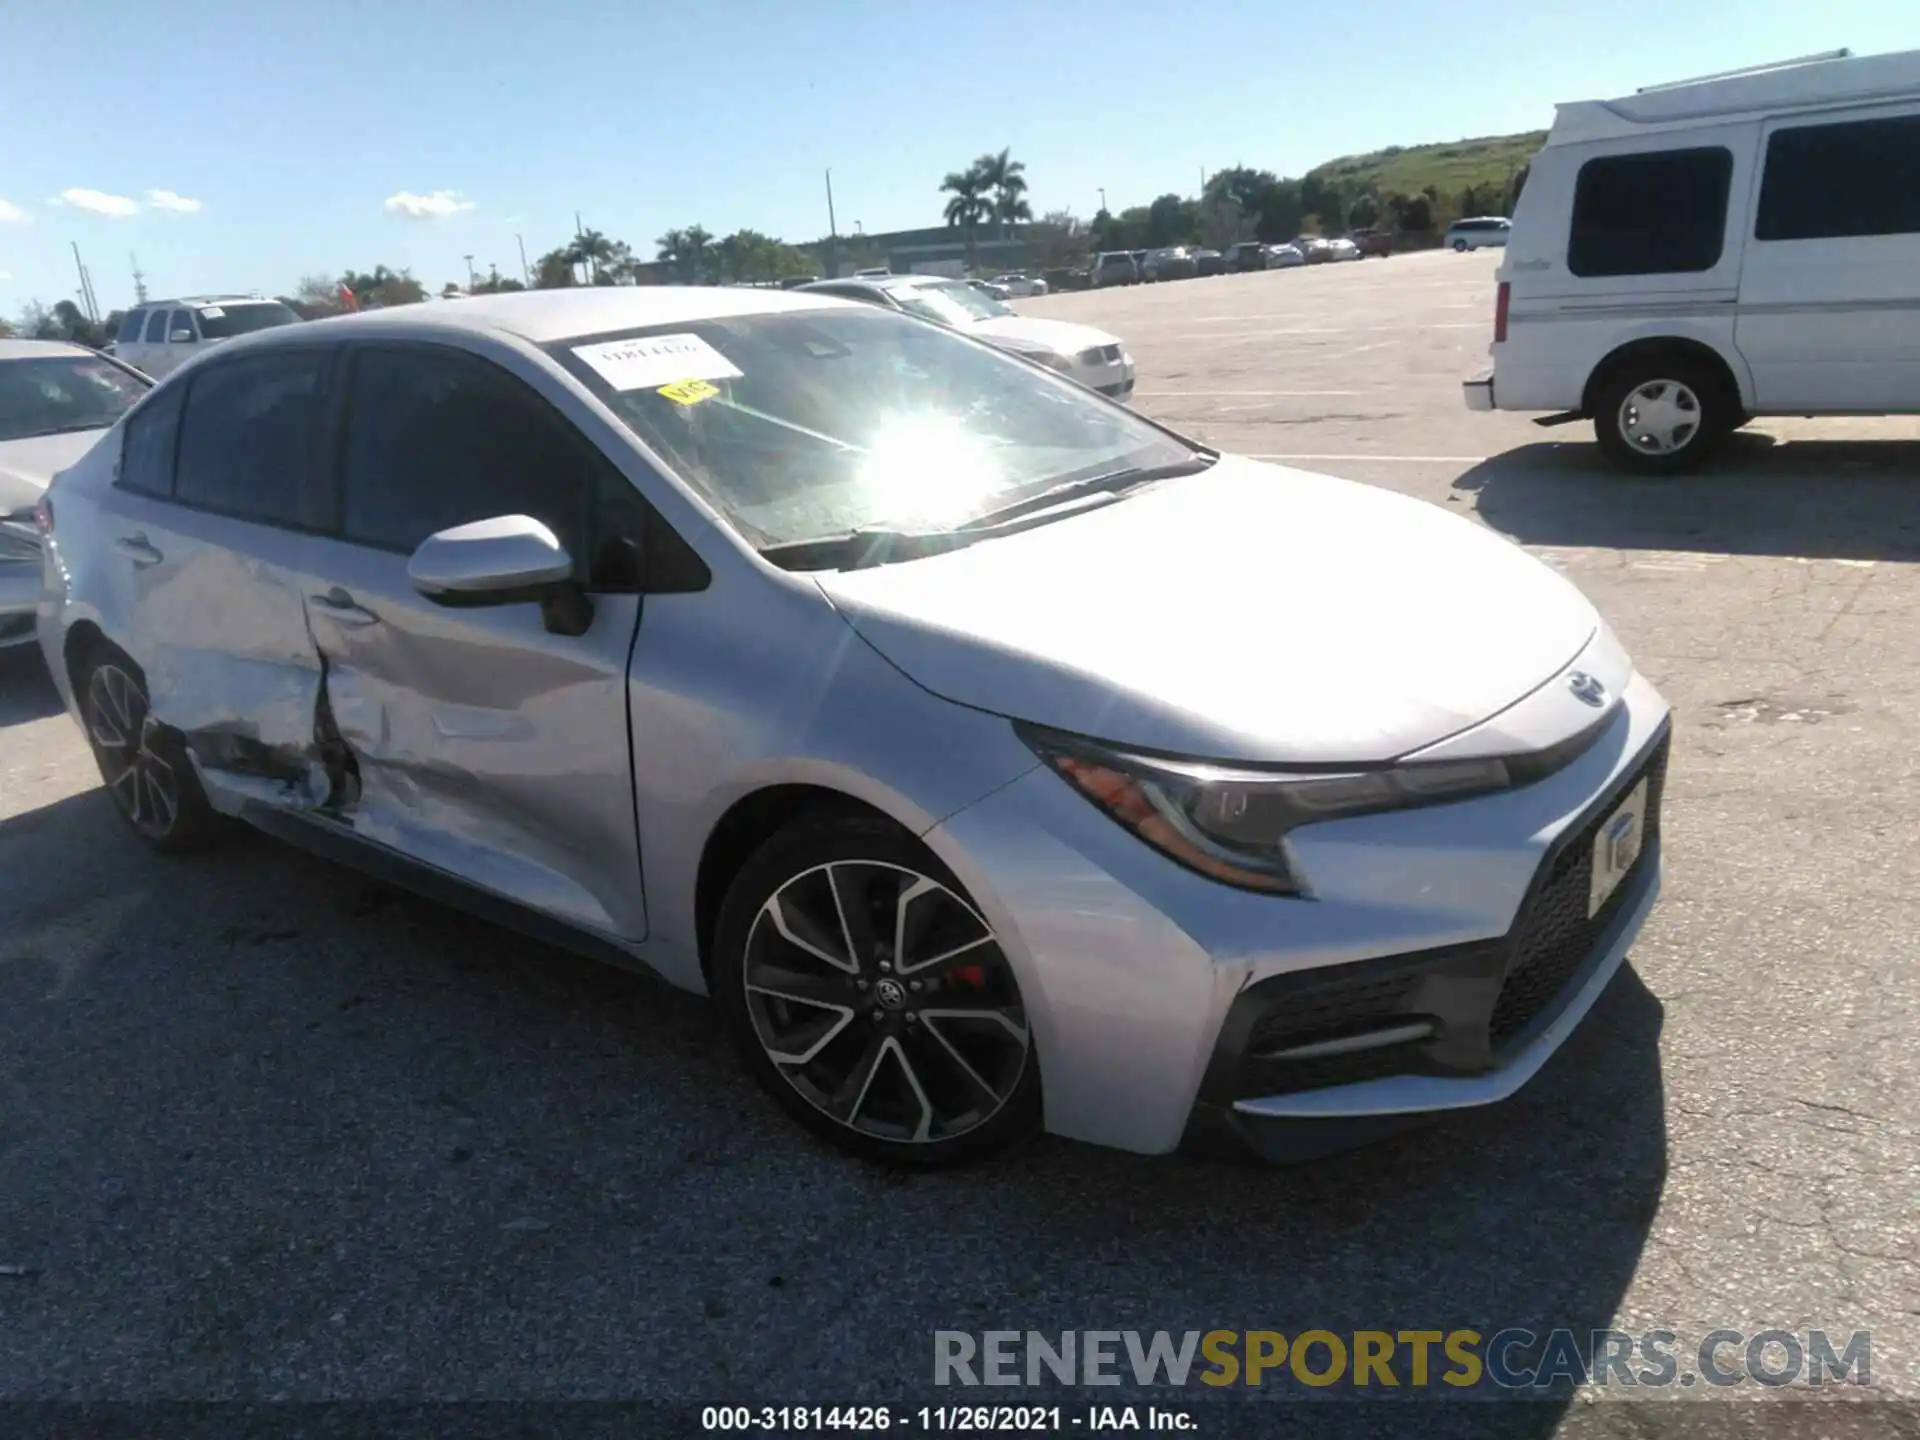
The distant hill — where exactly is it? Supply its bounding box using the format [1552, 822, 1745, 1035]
[1307, 131, 1547, 203]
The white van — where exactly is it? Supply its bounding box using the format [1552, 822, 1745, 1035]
[112, 295, 302, 379]
[1464, 48, 1920, 474]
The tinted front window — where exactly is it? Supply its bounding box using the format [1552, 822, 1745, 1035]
[1568, 147, 1732, 277]
[118, 386, 184, 498]
[339, 347, 593, 557]
[0, 355, 150, 443]
[174, 351, 328, 526]
[142, 311, 169, 343]
[169, 310, 198, 342]
[547, 306, 1194, 549]
[1756, 115, 1920, 242]
[116, 311, 146, 345]
[197, 301, 302, 339]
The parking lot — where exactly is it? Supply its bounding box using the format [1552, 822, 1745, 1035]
[2, 249, 1916, 1426]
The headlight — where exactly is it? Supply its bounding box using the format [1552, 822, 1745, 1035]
[1020, 726, 1512, 895]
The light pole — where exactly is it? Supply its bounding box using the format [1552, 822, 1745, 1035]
[1098, 187, 1107, 214]
[463, 254, 475, 290]
[516, 233, 530, 286]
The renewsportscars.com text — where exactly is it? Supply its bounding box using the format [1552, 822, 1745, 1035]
[933, 1329, 1870, 1391]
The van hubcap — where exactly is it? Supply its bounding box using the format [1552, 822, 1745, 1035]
[86, 663, 179, 837]
[742, 861, 1029, 1145]
[1619, 380, 1701, 456]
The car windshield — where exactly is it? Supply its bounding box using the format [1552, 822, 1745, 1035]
[0, 354, 149, 443]
[892, 280, 1011, 325]
[194, 301, 300, 339]
[548, 306, 1195, 549]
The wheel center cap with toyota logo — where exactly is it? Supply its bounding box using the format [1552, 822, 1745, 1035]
[874, 978, 908, 1010]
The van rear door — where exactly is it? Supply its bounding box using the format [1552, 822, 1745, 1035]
[1736, 106, 1920, 413]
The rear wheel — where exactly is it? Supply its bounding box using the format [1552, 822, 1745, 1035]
[1592, 356, 1732, 475]
[1452, 238, 1470, 252]
[712, 815, 1041, 1167]
[78, 647, 226, 851]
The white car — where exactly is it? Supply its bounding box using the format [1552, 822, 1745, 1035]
[1443, 218, 1512, 252]
[1464, 47, 1920, 474]
[0, 339, 151, 648]
[35, 285, 1667, 1165]
[1265, 244, 1307, 269]
[1324, 238, 1363, 262]
[110, 296, 303, 379]
[802, 274, 1136, 401]
[990, 273, 1050, 298]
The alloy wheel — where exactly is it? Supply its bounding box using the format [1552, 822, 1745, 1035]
[741, 861, 1030, 1146]
[86, 662, 180, 839]
[1617, 379, 1702, 457]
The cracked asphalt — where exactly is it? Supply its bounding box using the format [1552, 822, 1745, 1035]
[3, 250, 1916, 1432]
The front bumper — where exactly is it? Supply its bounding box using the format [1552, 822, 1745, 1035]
[1463, 371, 1495, 412]
[923, 657, 1671, 1158]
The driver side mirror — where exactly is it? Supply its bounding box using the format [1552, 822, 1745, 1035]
[169, 329, 197, 344]
[407, 514, 594, 636]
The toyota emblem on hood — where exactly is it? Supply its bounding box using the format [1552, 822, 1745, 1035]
[1568, 672, 1608, 707]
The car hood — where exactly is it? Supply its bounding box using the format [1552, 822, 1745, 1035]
[969, 314, 1121, 357]
[814, 457, 1600, 764]
[0, 429, 109, 513]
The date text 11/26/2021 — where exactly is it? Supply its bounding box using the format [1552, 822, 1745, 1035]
[701, 1406, 1197, 1432]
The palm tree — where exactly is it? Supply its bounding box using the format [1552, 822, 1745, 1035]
[975, 148, 1029, 240]
[569, 228, 616, 285]
[941, 166, 992, 273]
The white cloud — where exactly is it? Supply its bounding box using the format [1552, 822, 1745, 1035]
[54, 188, 141, 218]
[383, 189, 476, 220]
[0, 199, 29, 224]
[146, 189, 203, 214]
[0, 271, 13, 282]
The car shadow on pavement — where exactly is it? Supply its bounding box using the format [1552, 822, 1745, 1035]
[1453, 435, 1920, 564]
[0, 646, 63, 727]
[0, 788, 1665, 1435]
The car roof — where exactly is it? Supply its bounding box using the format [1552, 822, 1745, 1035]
[0, 338, 95, 362]
[141, 295, 278, 308]
[216, 286, 851, 353]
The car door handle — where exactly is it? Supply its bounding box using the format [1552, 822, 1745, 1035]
[114, 534, 163, 567]
[309, 589, 380, 627]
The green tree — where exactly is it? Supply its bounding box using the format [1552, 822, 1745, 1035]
[338, 266, 426, 308]
[1145, 193, 1197, 247]
[569, 227, 616, 284]
[975, 147, 1030, 239]
[940, 165, 992, 272]
[1347, 193, 1381, 231]
[470, 267, 526, 294]
[657, 226, 716, 284]
[1031, 209, 1088, 269]
[532, 247, 578, 289]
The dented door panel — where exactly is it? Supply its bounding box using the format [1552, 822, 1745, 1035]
[297, 533, 647, 940]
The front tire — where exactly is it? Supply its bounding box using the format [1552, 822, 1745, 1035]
[712, 815, 1041, 1167]
[77, 646, 227, 851]
[1592, 357, 1731, 475]
[1452, 239, 1470, 252]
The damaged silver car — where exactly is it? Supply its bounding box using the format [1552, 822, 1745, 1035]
[38, 287, 1669, 1170]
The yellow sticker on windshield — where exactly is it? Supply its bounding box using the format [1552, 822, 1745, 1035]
[658, 378, 720, 406]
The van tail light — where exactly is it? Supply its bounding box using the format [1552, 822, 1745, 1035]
[34, 494, 54, 536]
[1494, 281, 1511, 344]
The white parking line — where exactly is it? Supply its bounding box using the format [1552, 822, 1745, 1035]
[1246, 453, 1489, 464]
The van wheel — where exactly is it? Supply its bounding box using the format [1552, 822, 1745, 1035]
[1593, 358, 1730, 475]
[1452, 239, 1470, 252]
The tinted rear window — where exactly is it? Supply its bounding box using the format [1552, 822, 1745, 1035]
[195, 301, 301, 340]
[1568, 147, 1732, 278]
[1756, 114, 1920, 242]
[174, 351, 329, 526]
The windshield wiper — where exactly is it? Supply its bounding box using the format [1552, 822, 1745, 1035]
[758, 526, 984, 573]
[956, 452, 1218, 530]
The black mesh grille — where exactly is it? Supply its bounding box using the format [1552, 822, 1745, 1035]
[1491, 737, 1669, 1047]
[1245, 971, 1422, 1055]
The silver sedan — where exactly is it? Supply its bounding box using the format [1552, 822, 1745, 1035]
[36, 288, 1668, 1166]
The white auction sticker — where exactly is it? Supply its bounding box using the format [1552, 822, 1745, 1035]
[198, 306, 226, 319]
[571, 333, 742, 391]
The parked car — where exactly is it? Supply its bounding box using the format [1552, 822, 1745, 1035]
[1292, 236, 1336, 264]
[1465, 47, 1920, 474]
[1265, 244, 1307, 269]
[1190, 248, 1225, 277]
[1444, 217, 1512, 252]
[799, 275, 1135, 399]
[989, 273, 1050, 298]
[1325, 237, 1363, 262]
[1090, 251, 1141, 288]
[111, 296, 303, 380]
[853, 267, 893, 278]
[1350, 229, 1395, 258]
[38, 286, 1670, 1166]
[1143, 247, 1197, 282]
[968, 279, 1011, 302]
[0, 339, 151, 648]
[1222, 242, 1270, 274]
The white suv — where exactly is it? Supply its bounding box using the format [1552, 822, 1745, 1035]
[111, 296, 302, 379]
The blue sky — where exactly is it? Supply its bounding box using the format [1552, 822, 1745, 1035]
[2, 0, 1913, 314]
